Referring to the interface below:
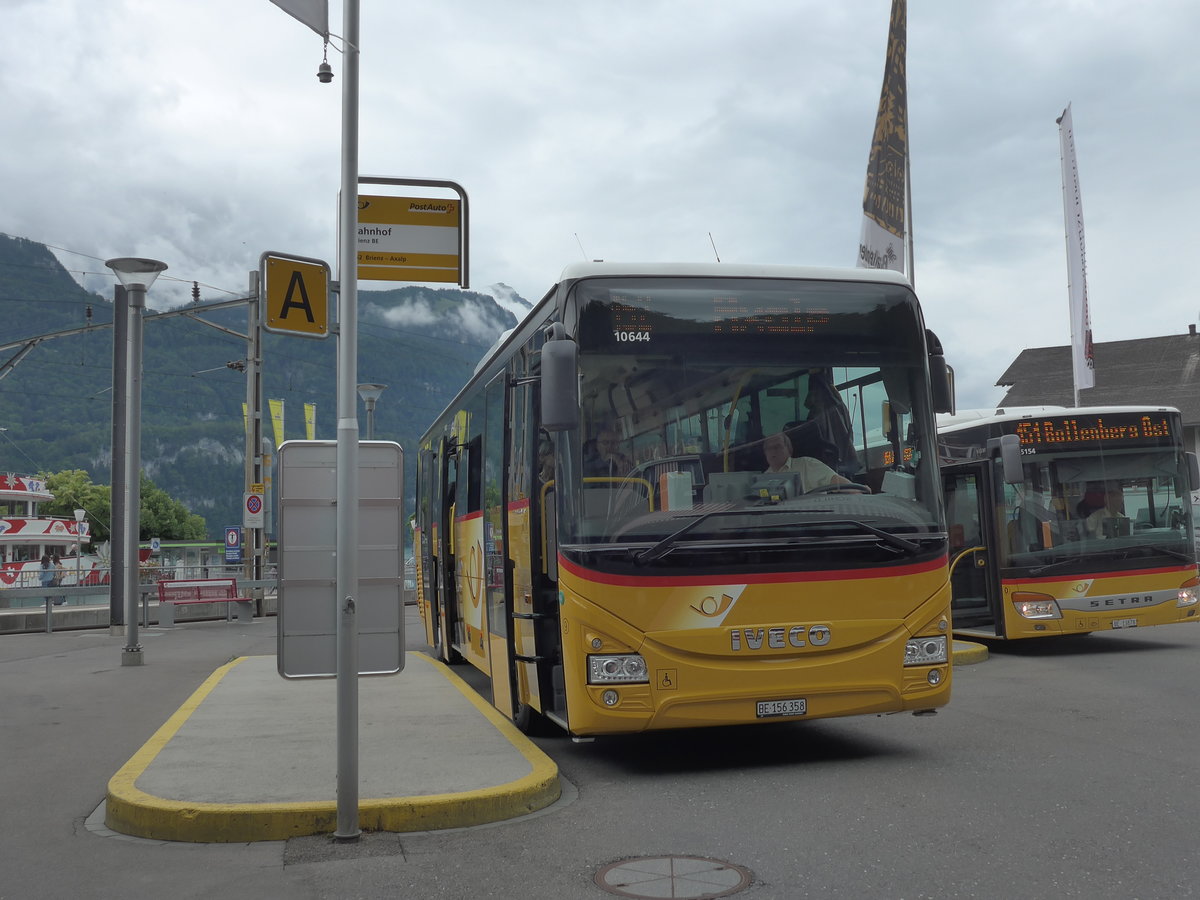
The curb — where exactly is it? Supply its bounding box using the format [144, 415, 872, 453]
[105, 654, 560, 843]
[952, 640, 989, 666]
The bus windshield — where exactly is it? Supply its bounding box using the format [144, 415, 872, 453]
[998, 447, 1194, 572]
[553, 276, 945, 560]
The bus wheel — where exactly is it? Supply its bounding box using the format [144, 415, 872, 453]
[432, 630, 466, 665]
[513, 700, 554, 736]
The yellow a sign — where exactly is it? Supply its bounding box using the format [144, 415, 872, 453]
[261, 252, 331, 338]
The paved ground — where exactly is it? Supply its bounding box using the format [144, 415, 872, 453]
[104, 653, 560, 842]
[0, 603, 986, 862]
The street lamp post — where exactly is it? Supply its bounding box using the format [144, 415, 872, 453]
[105, 257, 167, 667]
[356, 383, 386, 440]
[74, 508, 85, 591]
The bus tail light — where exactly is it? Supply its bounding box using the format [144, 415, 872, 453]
[1012, 591, 1062, 619]
[904, 635, 947, 666]
[1178, 576, 1199, 607]
[588, 654, 649, 684]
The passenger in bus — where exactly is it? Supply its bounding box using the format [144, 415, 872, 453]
[1077, 482, 1126, 538]
[537, 436, 555, 482]
[584, 426, 632, 478]
[762, 431, 852, 492]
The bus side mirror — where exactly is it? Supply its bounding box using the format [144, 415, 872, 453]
[930, 356, 955, 415]
[540, 338, 579, 432]
[988, 434, 1023, 484]
[1187, 451, 1200, 492]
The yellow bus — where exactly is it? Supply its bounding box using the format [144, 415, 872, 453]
[939, 406, 1200, 639]
[415, 262, 955, 737]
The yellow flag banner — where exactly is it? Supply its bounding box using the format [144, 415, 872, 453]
[269, 399, 285, 449]
[242, 402, 248, 437]
[304, 403, 316, 440]
[857, 0, 908, 275]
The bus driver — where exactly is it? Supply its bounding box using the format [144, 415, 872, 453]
[762, 431, 851, 493]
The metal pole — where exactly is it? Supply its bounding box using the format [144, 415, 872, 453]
[245, 273, 263, 590]
[110, 285, 127, 630]
[905, 139, 915, 287]
[122, 283, 145, 666]
[365, 398, 375, 440]
[334, 0, 362, 842]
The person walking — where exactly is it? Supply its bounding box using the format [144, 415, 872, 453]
[39, 553, 55, 598]
[50, 552, 65, 605]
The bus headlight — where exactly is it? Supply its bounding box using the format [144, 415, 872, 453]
[904, 635, 947, 666]
[1177, 586, 1198, 608]
[588, 654, 649, 684]
[1012, 591, 1062, 619]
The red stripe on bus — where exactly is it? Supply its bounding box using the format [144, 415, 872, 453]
[557, 553, 947, 587]
[1001, 564, 1195, 585]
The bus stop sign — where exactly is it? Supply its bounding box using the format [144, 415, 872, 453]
[261, 251, 331, 338]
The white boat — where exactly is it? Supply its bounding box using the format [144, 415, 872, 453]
[0, 474, 105, 589]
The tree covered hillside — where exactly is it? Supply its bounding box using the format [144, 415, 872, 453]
[0, 233, 529, 537]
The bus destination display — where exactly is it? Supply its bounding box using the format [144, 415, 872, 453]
[1013, 412, 1174, 450]
[609, 297, 834, 338]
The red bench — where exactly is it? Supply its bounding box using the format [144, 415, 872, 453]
[156, 578, 254, 626]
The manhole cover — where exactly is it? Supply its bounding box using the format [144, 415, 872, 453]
[595, 855, 752, 899]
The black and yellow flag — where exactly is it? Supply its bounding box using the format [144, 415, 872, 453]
[857, 0, 908, 276]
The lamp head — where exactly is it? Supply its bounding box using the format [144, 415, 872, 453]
[105, 257, 168, 291]
[357, 383, 386, 404]
[317, 61, 334, 83]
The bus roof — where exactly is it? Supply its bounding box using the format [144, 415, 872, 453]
[937, 405, 1182, 434]
[556, 261, 914, 287]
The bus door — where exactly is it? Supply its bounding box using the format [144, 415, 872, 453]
[943, 463, 1002, 636]
[437, 435, 465, 663]
[417, 447, 440, 651]
[481, 374, 513, 715]
[504, 376, 565, 732]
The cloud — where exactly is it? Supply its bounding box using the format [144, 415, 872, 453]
[373, 296, 439, 330]
[5, 0, 1200, 411]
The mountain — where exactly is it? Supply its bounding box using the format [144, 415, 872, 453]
[0, 233, 530, 537]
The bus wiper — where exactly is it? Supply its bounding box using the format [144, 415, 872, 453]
[634, 512, 927, 564]
[1027, 545, 1137, 576]
[634, 509, 758, 564]
[817, 520, 924, 554]
[1027, 556, 1086, 577]
[1152, 546, 1194, 564]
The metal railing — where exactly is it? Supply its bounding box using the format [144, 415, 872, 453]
[0, 577, 279, 634]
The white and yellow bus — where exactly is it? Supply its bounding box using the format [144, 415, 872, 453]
[939, 406, 1200, 639]
[416, 262, 955, 737]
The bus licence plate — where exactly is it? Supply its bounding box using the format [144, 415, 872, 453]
[1111, 618, 1138, 629]
[757, 698, 806, 718]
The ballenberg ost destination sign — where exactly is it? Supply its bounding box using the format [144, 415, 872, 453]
[1013, 413, 1174, 450]
[356, 195, 461, 283]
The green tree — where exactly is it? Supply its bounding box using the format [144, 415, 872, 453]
[40, 469, 112, 542]
[139, 474, 207, 540]
[39, 469, 207, 542]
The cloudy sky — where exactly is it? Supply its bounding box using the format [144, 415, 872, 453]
[4, 0, 1198, 408]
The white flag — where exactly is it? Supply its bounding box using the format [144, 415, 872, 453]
[857, 0, 908, 276]
[1057, 103, 1095, 395]
[269, 0, 328, 38]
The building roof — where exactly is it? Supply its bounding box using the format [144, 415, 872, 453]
[995, 328, 1200, 425]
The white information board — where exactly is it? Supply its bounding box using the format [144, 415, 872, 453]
[276, 440, 404, 678]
